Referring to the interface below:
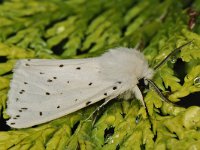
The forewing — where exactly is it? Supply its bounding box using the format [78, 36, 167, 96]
[6, 59, 125, 128]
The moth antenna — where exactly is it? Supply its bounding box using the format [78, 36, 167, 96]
[145, 78, 172, 103]
[153, 41, 192, 70]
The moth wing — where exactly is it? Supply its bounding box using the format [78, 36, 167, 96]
[7, 59, 126, 128]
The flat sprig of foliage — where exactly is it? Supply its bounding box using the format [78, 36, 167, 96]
[0, 0, 199, 149]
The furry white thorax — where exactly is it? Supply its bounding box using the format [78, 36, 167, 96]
[100, 47, 154, 83]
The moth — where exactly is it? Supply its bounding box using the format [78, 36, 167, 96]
[6, 42, 191, 128]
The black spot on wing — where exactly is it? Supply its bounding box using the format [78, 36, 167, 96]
[113, 86, 117, 90]
[104, 93, 108, 96]
[86, 101, 91, 106]
[40, 72, 45, 74]
[76, 67, 81, 70]
[53, 77, 57, 79]
[47, 79, 53, 82]
[59, 64, 64, 67]
[24, 82, 28, 84]
[25, 63, 30, 66]
[19, 90, 25, 94]
[57, 105, 60, 109]
[10, 122, 15, 125]
[39, 112, 43, 116]
[46, 92, 50, 95]
[88, 82, 93, 86]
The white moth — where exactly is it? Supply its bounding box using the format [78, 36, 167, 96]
[7, 47, 154, 128]
[7, 42, 191, 128]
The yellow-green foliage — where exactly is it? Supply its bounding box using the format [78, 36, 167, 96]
[0, 0, 199, 149]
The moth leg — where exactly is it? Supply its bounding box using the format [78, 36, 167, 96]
[133, 86, 146, 107]
[85, 98, 111, 125]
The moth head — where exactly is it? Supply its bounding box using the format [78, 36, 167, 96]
[137, 67, 154, 88]
[143, 67, 154, 80]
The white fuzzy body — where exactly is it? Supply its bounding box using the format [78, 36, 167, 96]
[6, 47, 153, 128]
